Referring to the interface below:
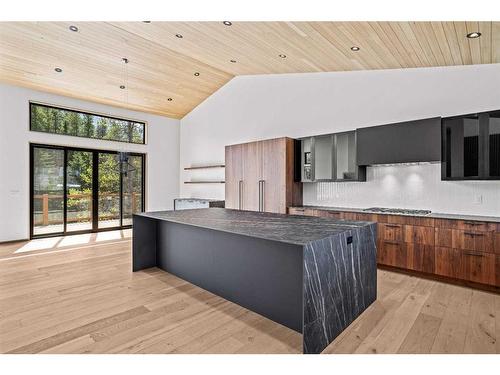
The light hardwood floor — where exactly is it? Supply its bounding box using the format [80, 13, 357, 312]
[0, 231, 498, 354]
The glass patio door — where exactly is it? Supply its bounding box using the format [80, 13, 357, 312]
[97, 152, 121, 229]
[122, 154, 144, 226]
[32, 146, 65, 236]
[66, 150, 93, 232]
[31, 144, 145, 239]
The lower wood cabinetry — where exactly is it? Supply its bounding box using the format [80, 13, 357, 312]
[406, 243, 435, 273]
[497, 255, 500, 285]
[289, 207, 500, 289]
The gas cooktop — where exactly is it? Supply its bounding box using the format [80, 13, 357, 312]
[362, 207, 432, 216]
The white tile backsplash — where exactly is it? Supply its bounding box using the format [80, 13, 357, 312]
[303, 163, 500, 216]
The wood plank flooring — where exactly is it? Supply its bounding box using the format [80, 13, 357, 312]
[1, 231, 499, 354]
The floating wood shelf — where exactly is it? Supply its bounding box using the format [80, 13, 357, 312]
[184, 181, 225, 184]
[184, 165, 225, 170]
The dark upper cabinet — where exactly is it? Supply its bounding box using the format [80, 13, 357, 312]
[488, 111, 500, 178]
[356, 117, 441, 165]
[442, 110, 500, 180]
[300, 131, 365, 182]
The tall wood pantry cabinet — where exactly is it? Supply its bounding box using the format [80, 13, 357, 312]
[225, 137, 302, 214]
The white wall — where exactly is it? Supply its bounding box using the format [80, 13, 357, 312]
[0, 83, 180, 241]
[180, 64, 500, 216]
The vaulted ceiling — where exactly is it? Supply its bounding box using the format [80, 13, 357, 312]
[1, 22, 499, 119]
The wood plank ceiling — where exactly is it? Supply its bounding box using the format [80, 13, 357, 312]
[1, 22, 499, 119]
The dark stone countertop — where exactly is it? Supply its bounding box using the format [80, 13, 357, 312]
[135, 208, 373, 246]
[294, 205, 500, 224]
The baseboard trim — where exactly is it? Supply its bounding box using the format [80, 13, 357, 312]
[377, 264, 500, 295]
[0, 238, 29, 245]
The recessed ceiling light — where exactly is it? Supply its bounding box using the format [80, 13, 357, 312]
[120, 85, 126, 89]
[222, 21, 232, 26]
[351, 46, 360, 51]
[278, 54, 287, 58]
[194, 72, 200, 76]
[54, 67, 62, 73]
[466, 31, 481, 39]
[69, 25, 78, 32]
[167, 98, 173, 101]
[175, 33, 183, 38]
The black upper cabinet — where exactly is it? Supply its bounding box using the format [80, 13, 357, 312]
[488, 111, 500, 178]
[356, 118, 441, 165]
[442, 110, 500, 180]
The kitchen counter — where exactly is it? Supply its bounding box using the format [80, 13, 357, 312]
[294, 205, 500, 223]
[133, 208, 377, 354]
[138, 208, 373, 246]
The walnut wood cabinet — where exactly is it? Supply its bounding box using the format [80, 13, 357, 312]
[288, 207, 500, 289]
[225, 138, 302, 214]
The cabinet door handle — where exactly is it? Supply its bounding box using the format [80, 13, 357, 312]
[463, 221, 483, 226]
[261, 180, 265, 212]
[238, 180, 243, 210]
[385, 224, 402, 228]
[464, 232, 484, 237]
[258, 180, 262, 212]
[258, 180, 265, 212]
[463, 251, 484, 257]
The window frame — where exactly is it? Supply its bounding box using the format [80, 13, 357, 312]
[29, 101, 147, 145]
[29, 143, 146, 239]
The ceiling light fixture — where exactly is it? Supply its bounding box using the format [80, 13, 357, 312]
[69, 25, 78, 32]
[222, 21, 232, 26]
[194, 72, 200, 76]
[175, 33, 183, 38]
[120, 85, 126, 89]
[466, 31, 481, 39]
[230, 59, 237, 63]
[54, 67, 62, 73]
[278, 54, 287, 58]
[351, 46, 360, 51]
[122, 57, 129, 64]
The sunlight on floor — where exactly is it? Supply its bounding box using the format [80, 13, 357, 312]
[96, 231, 122, 242]
[14, 237, 61, 253]
[59, 233, 92, 247]
[10, 230, 131, 256]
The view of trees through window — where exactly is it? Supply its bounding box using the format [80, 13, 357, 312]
[30, 103, 145, 144]
[32, 145, 144, 237]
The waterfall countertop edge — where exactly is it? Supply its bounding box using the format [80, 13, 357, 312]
[134, 208, 375, 246]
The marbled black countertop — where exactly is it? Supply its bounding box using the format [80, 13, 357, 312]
[294, 205, 500, 223]
[135, 208, 373, 246]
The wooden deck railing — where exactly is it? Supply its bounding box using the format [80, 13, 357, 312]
[33, 192, 138, 225]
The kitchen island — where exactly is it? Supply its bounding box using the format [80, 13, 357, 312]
[133, 208, 377, 354]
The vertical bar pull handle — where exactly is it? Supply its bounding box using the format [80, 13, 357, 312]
[238, 180, 243, 210]
[258, 181, 261, 211]
[261, 180, 265, 212]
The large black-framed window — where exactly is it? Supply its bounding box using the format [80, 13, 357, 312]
[30, 143, 146, 239]
[30, 102, 146, 145]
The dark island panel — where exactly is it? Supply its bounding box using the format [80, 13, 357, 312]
[132, 215, 157, 272]
[303, 224, 377, 354]
[134, 217, 304, 333]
